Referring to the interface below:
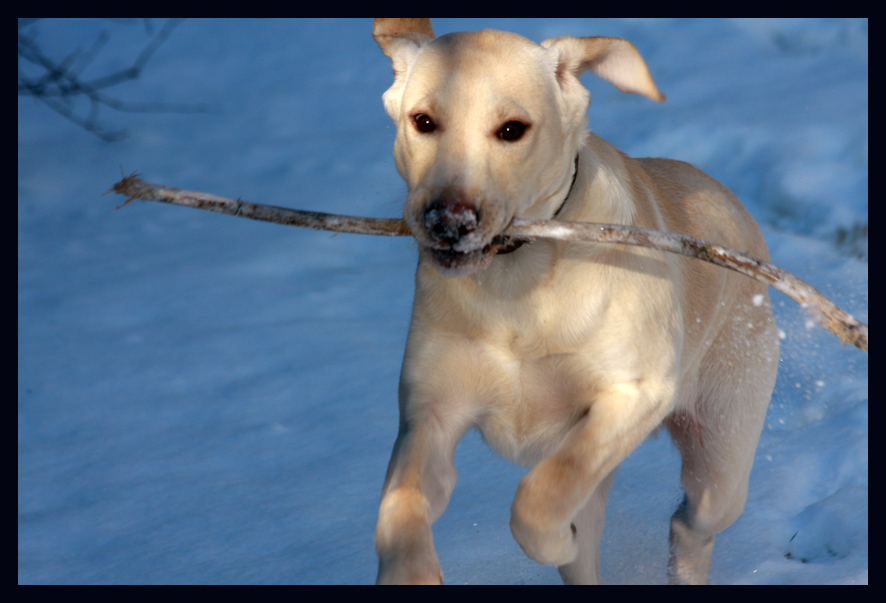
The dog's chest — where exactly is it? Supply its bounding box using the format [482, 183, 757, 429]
[469, 347, 600, 466]
[410, 248, 676, 464]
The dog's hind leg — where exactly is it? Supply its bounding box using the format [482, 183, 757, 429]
[556, 469, 615, 584]
[665, 307, 777, 584]
[665, 415, 760, 585]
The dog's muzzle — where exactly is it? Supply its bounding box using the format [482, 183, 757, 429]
[412, 156, 578, 277]
[418, 198, 520, 276]
[424, 199, 480, 248]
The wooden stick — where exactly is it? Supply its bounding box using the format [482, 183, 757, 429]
[110, 173, 411, 236]
[110, 174, 868, 353]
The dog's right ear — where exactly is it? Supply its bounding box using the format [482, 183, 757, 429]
[373, 18, 436, 120]
[373, 18, 435, 57]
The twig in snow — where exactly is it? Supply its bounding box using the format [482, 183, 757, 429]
[109, 174, 868, 353]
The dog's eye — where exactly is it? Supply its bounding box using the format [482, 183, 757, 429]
[498, 121, 527, 142]
[414, 113, 437, 133]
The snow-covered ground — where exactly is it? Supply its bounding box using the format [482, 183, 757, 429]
[18, 19, 867, 584]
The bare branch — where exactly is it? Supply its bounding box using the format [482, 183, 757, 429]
[18, 19, 210, 141]
[79, 19, 184, 94]
[109, 175, 868, 353]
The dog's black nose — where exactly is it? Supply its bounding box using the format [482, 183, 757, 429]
[424, 199, 479, 247]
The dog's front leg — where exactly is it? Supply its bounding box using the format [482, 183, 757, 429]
[510, 382, 674, 569]
[375, 405, 465, 584]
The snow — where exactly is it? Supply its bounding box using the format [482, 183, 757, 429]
[18, 19, 867, 584]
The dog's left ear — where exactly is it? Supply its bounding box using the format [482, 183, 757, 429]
[374, 18, 436, 120]
[541, 36, 665, 103]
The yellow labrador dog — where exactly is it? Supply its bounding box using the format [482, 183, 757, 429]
[371, 18, 779, 584]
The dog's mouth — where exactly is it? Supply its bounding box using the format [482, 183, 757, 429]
[422, 235, 525, 277]
[409, 196, 530, 277]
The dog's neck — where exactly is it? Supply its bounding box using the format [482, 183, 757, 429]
[496, 153, 580, 256]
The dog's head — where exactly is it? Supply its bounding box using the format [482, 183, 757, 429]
[374, 19, 663, 276]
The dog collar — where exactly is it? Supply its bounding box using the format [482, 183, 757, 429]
[496, 153, 580, 255]
[554, 153, 581, 218]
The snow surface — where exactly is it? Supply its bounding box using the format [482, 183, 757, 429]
[18, 18, 867, 584]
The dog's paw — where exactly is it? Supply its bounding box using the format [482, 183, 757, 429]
[377, 558, 444, 585]
[510, 510, 578, 567]
[375, 508, 444, 584]
[510, 476, 578, 567]
[376, 538, 443, 584]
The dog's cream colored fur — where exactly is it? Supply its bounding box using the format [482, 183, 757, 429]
[371, 18, 779, 584]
